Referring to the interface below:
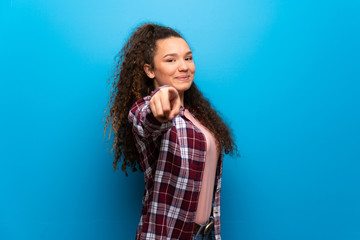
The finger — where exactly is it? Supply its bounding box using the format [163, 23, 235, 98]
[150, 98, 167, 122]
[169, 94, 181, 120]
[166, 88, 180, 120]
[154, 97, 164, 118]
[149, 99, 157, 116]
[160, 91, 171, 119]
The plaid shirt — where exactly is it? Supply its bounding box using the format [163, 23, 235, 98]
[128, 85, 223, 240]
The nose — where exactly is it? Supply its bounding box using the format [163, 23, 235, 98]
[178, 59, 188, 71]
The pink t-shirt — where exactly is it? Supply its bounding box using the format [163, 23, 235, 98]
[184, 109, 219, 225]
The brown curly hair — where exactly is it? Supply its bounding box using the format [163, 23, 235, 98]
[104, 23, 238, 175]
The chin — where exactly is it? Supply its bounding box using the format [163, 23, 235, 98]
[175, 81, 193, 93]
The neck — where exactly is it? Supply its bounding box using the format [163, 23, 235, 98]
[179, 91, 184, 106]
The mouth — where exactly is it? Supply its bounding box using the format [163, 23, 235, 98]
[175, 75, 191, 81]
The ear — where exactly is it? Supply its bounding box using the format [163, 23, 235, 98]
[144, 64, 155, 79]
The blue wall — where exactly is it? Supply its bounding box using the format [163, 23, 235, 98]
[1, 0, 359, 239]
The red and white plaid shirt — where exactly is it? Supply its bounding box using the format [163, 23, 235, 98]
[128, 85, 223, 240]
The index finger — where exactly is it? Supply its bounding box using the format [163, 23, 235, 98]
[168, 94, 181, 120]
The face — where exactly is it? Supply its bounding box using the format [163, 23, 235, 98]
[144, 37, 195, 96]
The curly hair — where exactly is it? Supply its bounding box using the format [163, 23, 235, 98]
[104, 23, 238, 175]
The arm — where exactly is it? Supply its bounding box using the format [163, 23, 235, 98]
[128, 85, 180, 139]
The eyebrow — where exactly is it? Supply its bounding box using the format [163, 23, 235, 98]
[163, 51, 192, 58]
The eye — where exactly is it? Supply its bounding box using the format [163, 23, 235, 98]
[166, 59, 175, 62]
[185, 57, 193, 61]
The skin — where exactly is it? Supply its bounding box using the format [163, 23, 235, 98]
[144, 37, 195, 122]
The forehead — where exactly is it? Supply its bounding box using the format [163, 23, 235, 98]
[155, 37, 191, 55]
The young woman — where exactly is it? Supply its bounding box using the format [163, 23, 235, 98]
[104, 23, 237, 240]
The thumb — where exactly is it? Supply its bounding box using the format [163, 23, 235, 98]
[167, 87, 179, 101]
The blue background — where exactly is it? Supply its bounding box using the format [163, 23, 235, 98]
[1, 0, 359, 239]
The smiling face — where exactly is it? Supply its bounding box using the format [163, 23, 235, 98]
[144, 37, 195, 97]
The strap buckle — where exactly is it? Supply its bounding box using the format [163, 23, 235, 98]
[203, 218, 214, 235]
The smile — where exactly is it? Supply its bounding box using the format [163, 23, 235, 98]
[175, 76, 190, 81]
